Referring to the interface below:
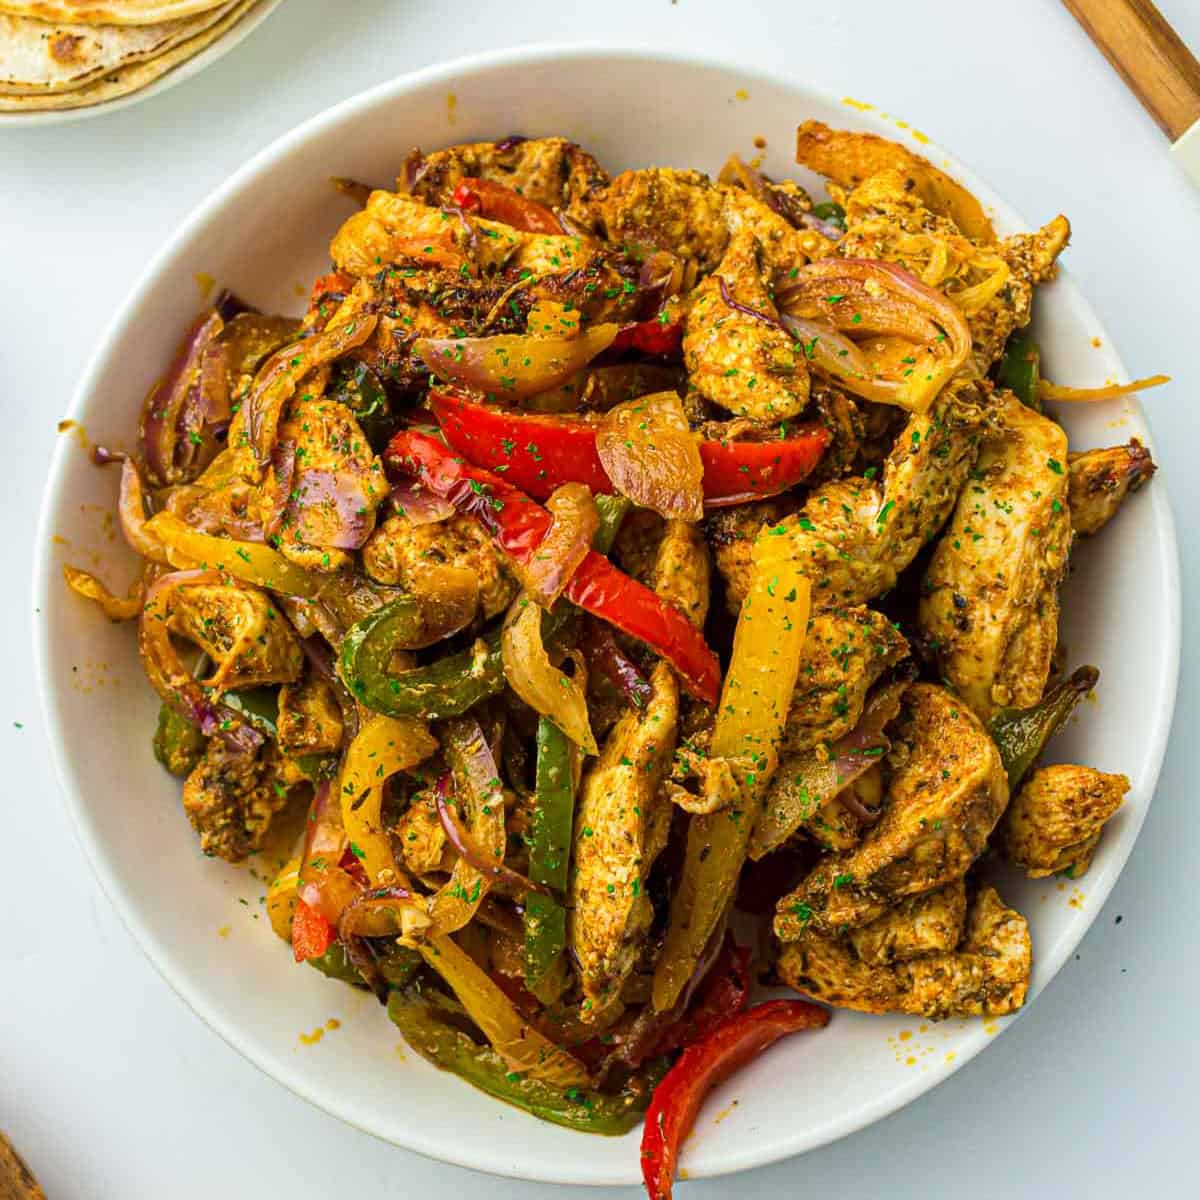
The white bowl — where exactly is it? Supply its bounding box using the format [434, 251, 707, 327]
[0, 0, 283, 128]
[33, 45, 1181, 1186]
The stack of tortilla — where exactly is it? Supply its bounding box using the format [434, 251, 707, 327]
[0, 0, 265, 113]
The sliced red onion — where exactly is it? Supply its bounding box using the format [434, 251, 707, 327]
[519, 483, 597, 608]
[494, 134, 529, 152]
[435, 781, 551, 898]
[389, 482, 455, 526]
[414, 324, 618, 399]
[90, 445, 127, 467]
[797, 210, 846, 241]
[118, 457, 171, 565]
[717, 275, 786, 331]
[139, 308, 224, 486]
[287, 467, 376, 550]
[583, 620, 652, 710]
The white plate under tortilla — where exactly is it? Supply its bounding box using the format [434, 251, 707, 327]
[0, 0, 282, 126]
[32, 45, 1181, 1187]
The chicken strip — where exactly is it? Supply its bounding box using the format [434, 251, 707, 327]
[568, 521, 709, 1019]
[401, 135, 609, 225]
[261, 388, 389, 575]
[774, 684, 1008, 940]
[836, 163, 1069, 371]
[683, 230, 810, 421]
[276, 674, 343, 756]
[714, 378, 987, 612]
[361, 512, 517, 622]
[1068, 440, 1157, 537]
[919, 395, 1071, 721]
[1002, 763, 1129, 879]
[169, 582, 302, 693]
[849, 879, 967, 966]
[597, 167, 729, 271]
[777, 885, 1030, 1019]
[182, 739, 306, 862]
[783, 606, 910, 755]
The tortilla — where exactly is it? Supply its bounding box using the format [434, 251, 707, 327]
[0, 3, 235, 95]
[0, 0, 228, 23]
[0, 0, 256, 110]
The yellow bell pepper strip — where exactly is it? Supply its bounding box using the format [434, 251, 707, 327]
[267, 855, 302, 941]
[339, 711, 438, 887]
[145, 511, 321, 597]
[63, 564, 144, 622]
[651, 526, 812, 1013]
[427, 717, 508, 936]
[413, 933, 591, 1087]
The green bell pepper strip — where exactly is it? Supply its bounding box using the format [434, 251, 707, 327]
[988, 665, 1099, 790]
[524, 719, 574, 992]
[308, 939, 423, 988]
[811, 200, 846, 229]
[340, 494, 630, 722]
[996, 329, 1042, 412]
[387, 988, 663, 1135]
[522, 498, 628, 988]
[152, 704, 206, 776]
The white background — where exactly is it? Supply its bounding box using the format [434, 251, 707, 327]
[2, 1, 1198, 1196]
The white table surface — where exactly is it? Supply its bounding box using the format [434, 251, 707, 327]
[2, 1, 1197, 1196]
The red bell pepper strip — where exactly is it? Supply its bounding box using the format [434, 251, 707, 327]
[610, 313, 685, 358]
[385, 430, 722, 705]
[640, 999, 831, 1200]
[451, 177, 564, 234]
[291, 898, 336, 963]
[430, 391, 831, 505]
[649, 934, 751, 1058]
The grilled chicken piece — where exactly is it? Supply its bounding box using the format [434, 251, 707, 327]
[182, 739, 306, 862]
[849, 879, 967, 966]
[569, 519, 710, 1019]
[777, 885, 1030, 1019]
[401, 136, 609, 226]
[837, 165, 1069, 371]
[597, 167, 730, 271]
[684, 231, 810, 421]
[1002, 763, 1129, 879]
[774, 684, 1007, 940]
[264, 391, 388, 573]
[794, 764, 883, 852]
[714, 379, 986, 612]
[169, 582, 302, 693]
[394, 788, 453, 876]
[920, 395, 1071, 721]
[721, 186, 826, 272]
[277, 675, 343, 756]
[362, 512, 517, 622]
[1068, 441, 1157, 537]
[569, 660, 679, 1020]
[784, 607, 909, 755]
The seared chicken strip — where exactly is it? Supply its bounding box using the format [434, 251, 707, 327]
[569, 521, 710, 1019]
[362, 512, 517, 622]
[182, 738, 306, 862]
[777, 885, 1030, 1019]
[849, 879, 967, 966]
[1002, 763, 1129, 878]
[401, 136, 609, 225]
[836, 164, 1069, 371]
[1068, 441, 1157, 537]
[683, 231, 810, 421]
[774, 684, 1007, 940]
[169, 582, 302, 693]
[714, 378, 987, 612]
[276, 675, 343, 756]
[920, 395, 1071, 721]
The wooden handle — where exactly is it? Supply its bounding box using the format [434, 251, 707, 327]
[1063, 0, 1200, 140]
[0, 1133, 45, 1200]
